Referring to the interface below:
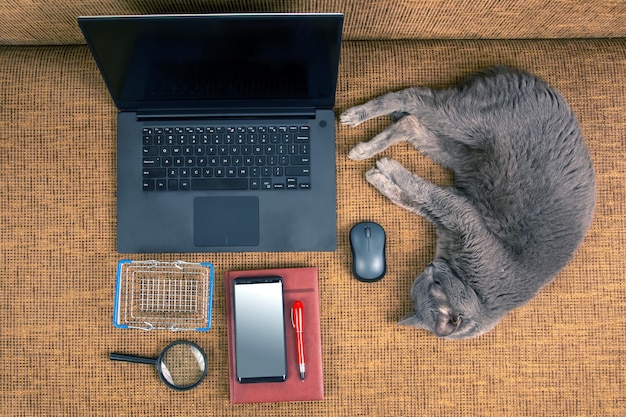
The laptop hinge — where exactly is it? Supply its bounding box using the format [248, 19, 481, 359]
[135, 108, 318, 121]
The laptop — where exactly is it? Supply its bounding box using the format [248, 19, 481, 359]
[78, 13, 343, 253]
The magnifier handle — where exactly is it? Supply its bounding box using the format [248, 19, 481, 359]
[109, 353, 157, 365]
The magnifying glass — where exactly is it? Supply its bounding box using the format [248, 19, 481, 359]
[110, 340, 207, 391]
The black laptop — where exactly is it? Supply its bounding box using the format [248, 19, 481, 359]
[78, 13, 343, 253]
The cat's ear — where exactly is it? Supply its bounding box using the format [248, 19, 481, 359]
[399, 313, 421, 327]
[434, 311, 463, 337]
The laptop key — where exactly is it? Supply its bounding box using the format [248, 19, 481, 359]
[191, 178, 248, 190]
[143, 146, 158, 156]
[291, 155, 310, 165]
[286, 178, 297, 189]
[143, 157, 160, 167]
[143, 168, 166, 178]
[285, 167, 310, 176]
[143, 179, 155, 191]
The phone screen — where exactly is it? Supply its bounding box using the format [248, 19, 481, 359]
[233, 277, 287, 383]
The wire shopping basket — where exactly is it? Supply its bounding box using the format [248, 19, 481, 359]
[114, 260, 214, 331]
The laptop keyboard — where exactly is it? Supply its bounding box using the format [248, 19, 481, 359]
[141, 125, 311, 191]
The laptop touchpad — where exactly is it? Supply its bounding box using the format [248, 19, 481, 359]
[194, 197, 259, 247]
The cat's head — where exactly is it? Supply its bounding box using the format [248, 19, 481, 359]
[400, 261, 497, 339]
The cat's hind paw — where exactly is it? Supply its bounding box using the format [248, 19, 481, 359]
[340, 107, 367, 126]
[348, 142, 373, 160]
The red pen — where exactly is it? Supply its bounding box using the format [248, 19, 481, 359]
[291, 300, 306, 381]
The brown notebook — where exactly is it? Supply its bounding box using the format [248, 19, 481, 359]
[225, 267, 324, 403]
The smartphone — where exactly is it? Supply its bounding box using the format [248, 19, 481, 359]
[233, 276, 288, 383]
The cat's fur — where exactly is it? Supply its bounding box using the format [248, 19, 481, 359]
[341, 67, 596, 339]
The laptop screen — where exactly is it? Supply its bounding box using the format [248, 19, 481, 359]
[78, 14, 343, 112]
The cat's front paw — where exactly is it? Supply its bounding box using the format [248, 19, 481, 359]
[366, 159, 425, 214]
[365, 166, 389, 189]
[374, 157, 407, 174]
[370, 158, 423, 195]
[373, 157, 416, 185]
[340, 107, 367, 126]
[365, 160, 404, 198]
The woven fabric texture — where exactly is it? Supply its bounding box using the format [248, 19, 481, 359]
[1, 38, 624, 416]
[1, 0, 626, 45]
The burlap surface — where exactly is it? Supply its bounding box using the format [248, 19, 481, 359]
[1, 34, 624, 417]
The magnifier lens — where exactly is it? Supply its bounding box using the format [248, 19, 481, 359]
[158, 342, 207, 390]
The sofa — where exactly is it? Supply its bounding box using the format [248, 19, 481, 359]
[1, 1, 624, 416]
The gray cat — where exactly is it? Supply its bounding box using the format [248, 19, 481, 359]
[341, 67, 596, 339]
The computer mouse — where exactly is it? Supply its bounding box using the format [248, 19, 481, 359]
[349, 222, 386, 282]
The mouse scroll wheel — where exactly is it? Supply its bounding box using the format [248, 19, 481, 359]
[365, 227, 371, 238]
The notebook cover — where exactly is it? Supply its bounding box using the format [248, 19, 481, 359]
[225, 267, 324, 403]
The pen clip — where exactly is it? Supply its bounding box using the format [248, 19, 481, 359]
[291, 300, 303, 329]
